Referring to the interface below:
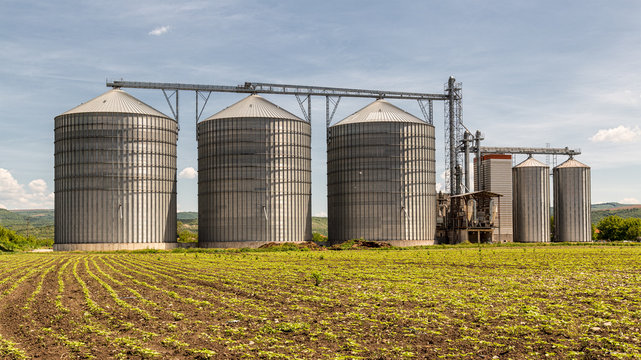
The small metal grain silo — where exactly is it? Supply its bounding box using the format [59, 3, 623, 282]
[553, 157, 591, 242]
[512, 156, 550, 243]
[327, 99, 436, 246]
[54, 89, 178, 251]
[197, 95, 312, 248]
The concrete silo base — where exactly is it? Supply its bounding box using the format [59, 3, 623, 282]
[198, 241, 308, 249]
[53, 242, 181, 252]
[329, 239, 436, 247]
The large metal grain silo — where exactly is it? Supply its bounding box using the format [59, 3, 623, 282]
[512, 156, 550, 243]
[327, 99, 436, 246]
[197, 95, 311, 248]
[54, 89, 178, 251]
[553, 157, 591, 242]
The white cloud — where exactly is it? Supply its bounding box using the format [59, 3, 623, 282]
[178, 167, 197, 179]
[314, 211, 327, 217]
[0, 168, 24, 196]
[148, 26, 170, 36]
[435, 183, 443, 193]
[621, 198, 640, 204]
[0, 169, 54, 209]
[589, 125, 641, 143]
[28, 179, 47, 193]
[0, 203, 6, 209]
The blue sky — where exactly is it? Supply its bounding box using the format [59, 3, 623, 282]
[1, 0, 640, 213]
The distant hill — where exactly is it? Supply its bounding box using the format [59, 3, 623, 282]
[312, 217, 328, 236]
[591, 203, 641, 225]
[177, 212, 198, 221]
[591, 202, 640, 211]
[0, 210, 201, 239]
[0, 209, 54, 239]
[2, 205, 639, 237]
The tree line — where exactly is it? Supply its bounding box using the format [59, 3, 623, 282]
[0, 225, 53, 251]
[594, 216, 641, 241]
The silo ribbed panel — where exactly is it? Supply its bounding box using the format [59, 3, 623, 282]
[553, 158, 591, 242]
[512, 157, 550, 243]
[474, 155, 513, 242]
[327, 118, 436, 246]
[54, 106, 178, 251]
[197, 95, 312, 248]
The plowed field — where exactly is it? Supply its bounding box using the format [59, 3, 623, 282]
[0, 246, 640, 359]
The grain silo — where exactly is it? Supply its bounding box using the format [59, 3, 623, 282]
[54, 89, 178, 251]
[553, 157, 591, 242]
[512, 156, 550, 243]
[327, 99, 436, 246]
[197, 95, 311, 248]
[474, 154, 513, 242]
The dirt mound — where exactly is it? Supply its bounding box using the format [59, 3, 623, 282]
[330, 239, 392, 250]
[258, 241, 327, 251]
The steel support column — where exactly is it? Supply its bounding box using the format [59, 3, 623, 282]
[463, 131, 471, 192]
[447, 77, 457, 195]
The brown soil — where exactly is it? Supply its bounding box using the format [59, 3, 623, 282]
[0, 249, 640, 359]
[599, 204, 641, 211]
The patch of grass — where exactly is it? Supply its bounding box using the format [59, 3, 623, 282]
[310, 272, 323, 287]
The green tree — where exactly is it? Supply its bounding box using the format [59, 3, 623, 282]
[312, 232, 327, 243]
[597, 215, 626, 241]
[178, 230, 198, 243]
[0, 225, 52, 251]
[623, 218, 641, 240]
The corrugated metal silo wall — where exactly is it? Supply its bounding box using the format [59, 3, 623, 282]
[473, 157, 513, 242]
[483, 158, 513, 241]
[197, 118, 312, 247]
[54, 113, 178, 250]
[512, 165, 550, 243]
[554, 166, 591, 242]
[327, 122, 436, 246]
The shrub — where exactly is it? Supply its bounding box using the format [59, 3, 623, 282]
[178, 230, 198, 243]
[624, 218, 641, 240]
[311, 272, 323, 286]
[596, 216, 641, 241]
[0, 225, 52, 251]
[312, 232, 327, 243]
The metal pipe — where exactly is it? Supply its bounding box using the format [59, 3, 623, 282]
[448, 76, 456, 195]
[475, 130, 482, 191]
[463, 131, 470, 192]
[455, 165, 462, 195]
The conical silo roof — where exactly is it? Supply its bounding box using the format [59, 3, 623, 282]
[515, 156, 547, 168]
[554, 157, 590, 169]
[332, 99, 424, 126]
[59, 89, 170, 118]
[203, 94, 302, 121]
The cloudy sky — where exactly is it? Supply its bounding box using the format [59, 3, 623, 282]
[1, 0, 639, 213]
